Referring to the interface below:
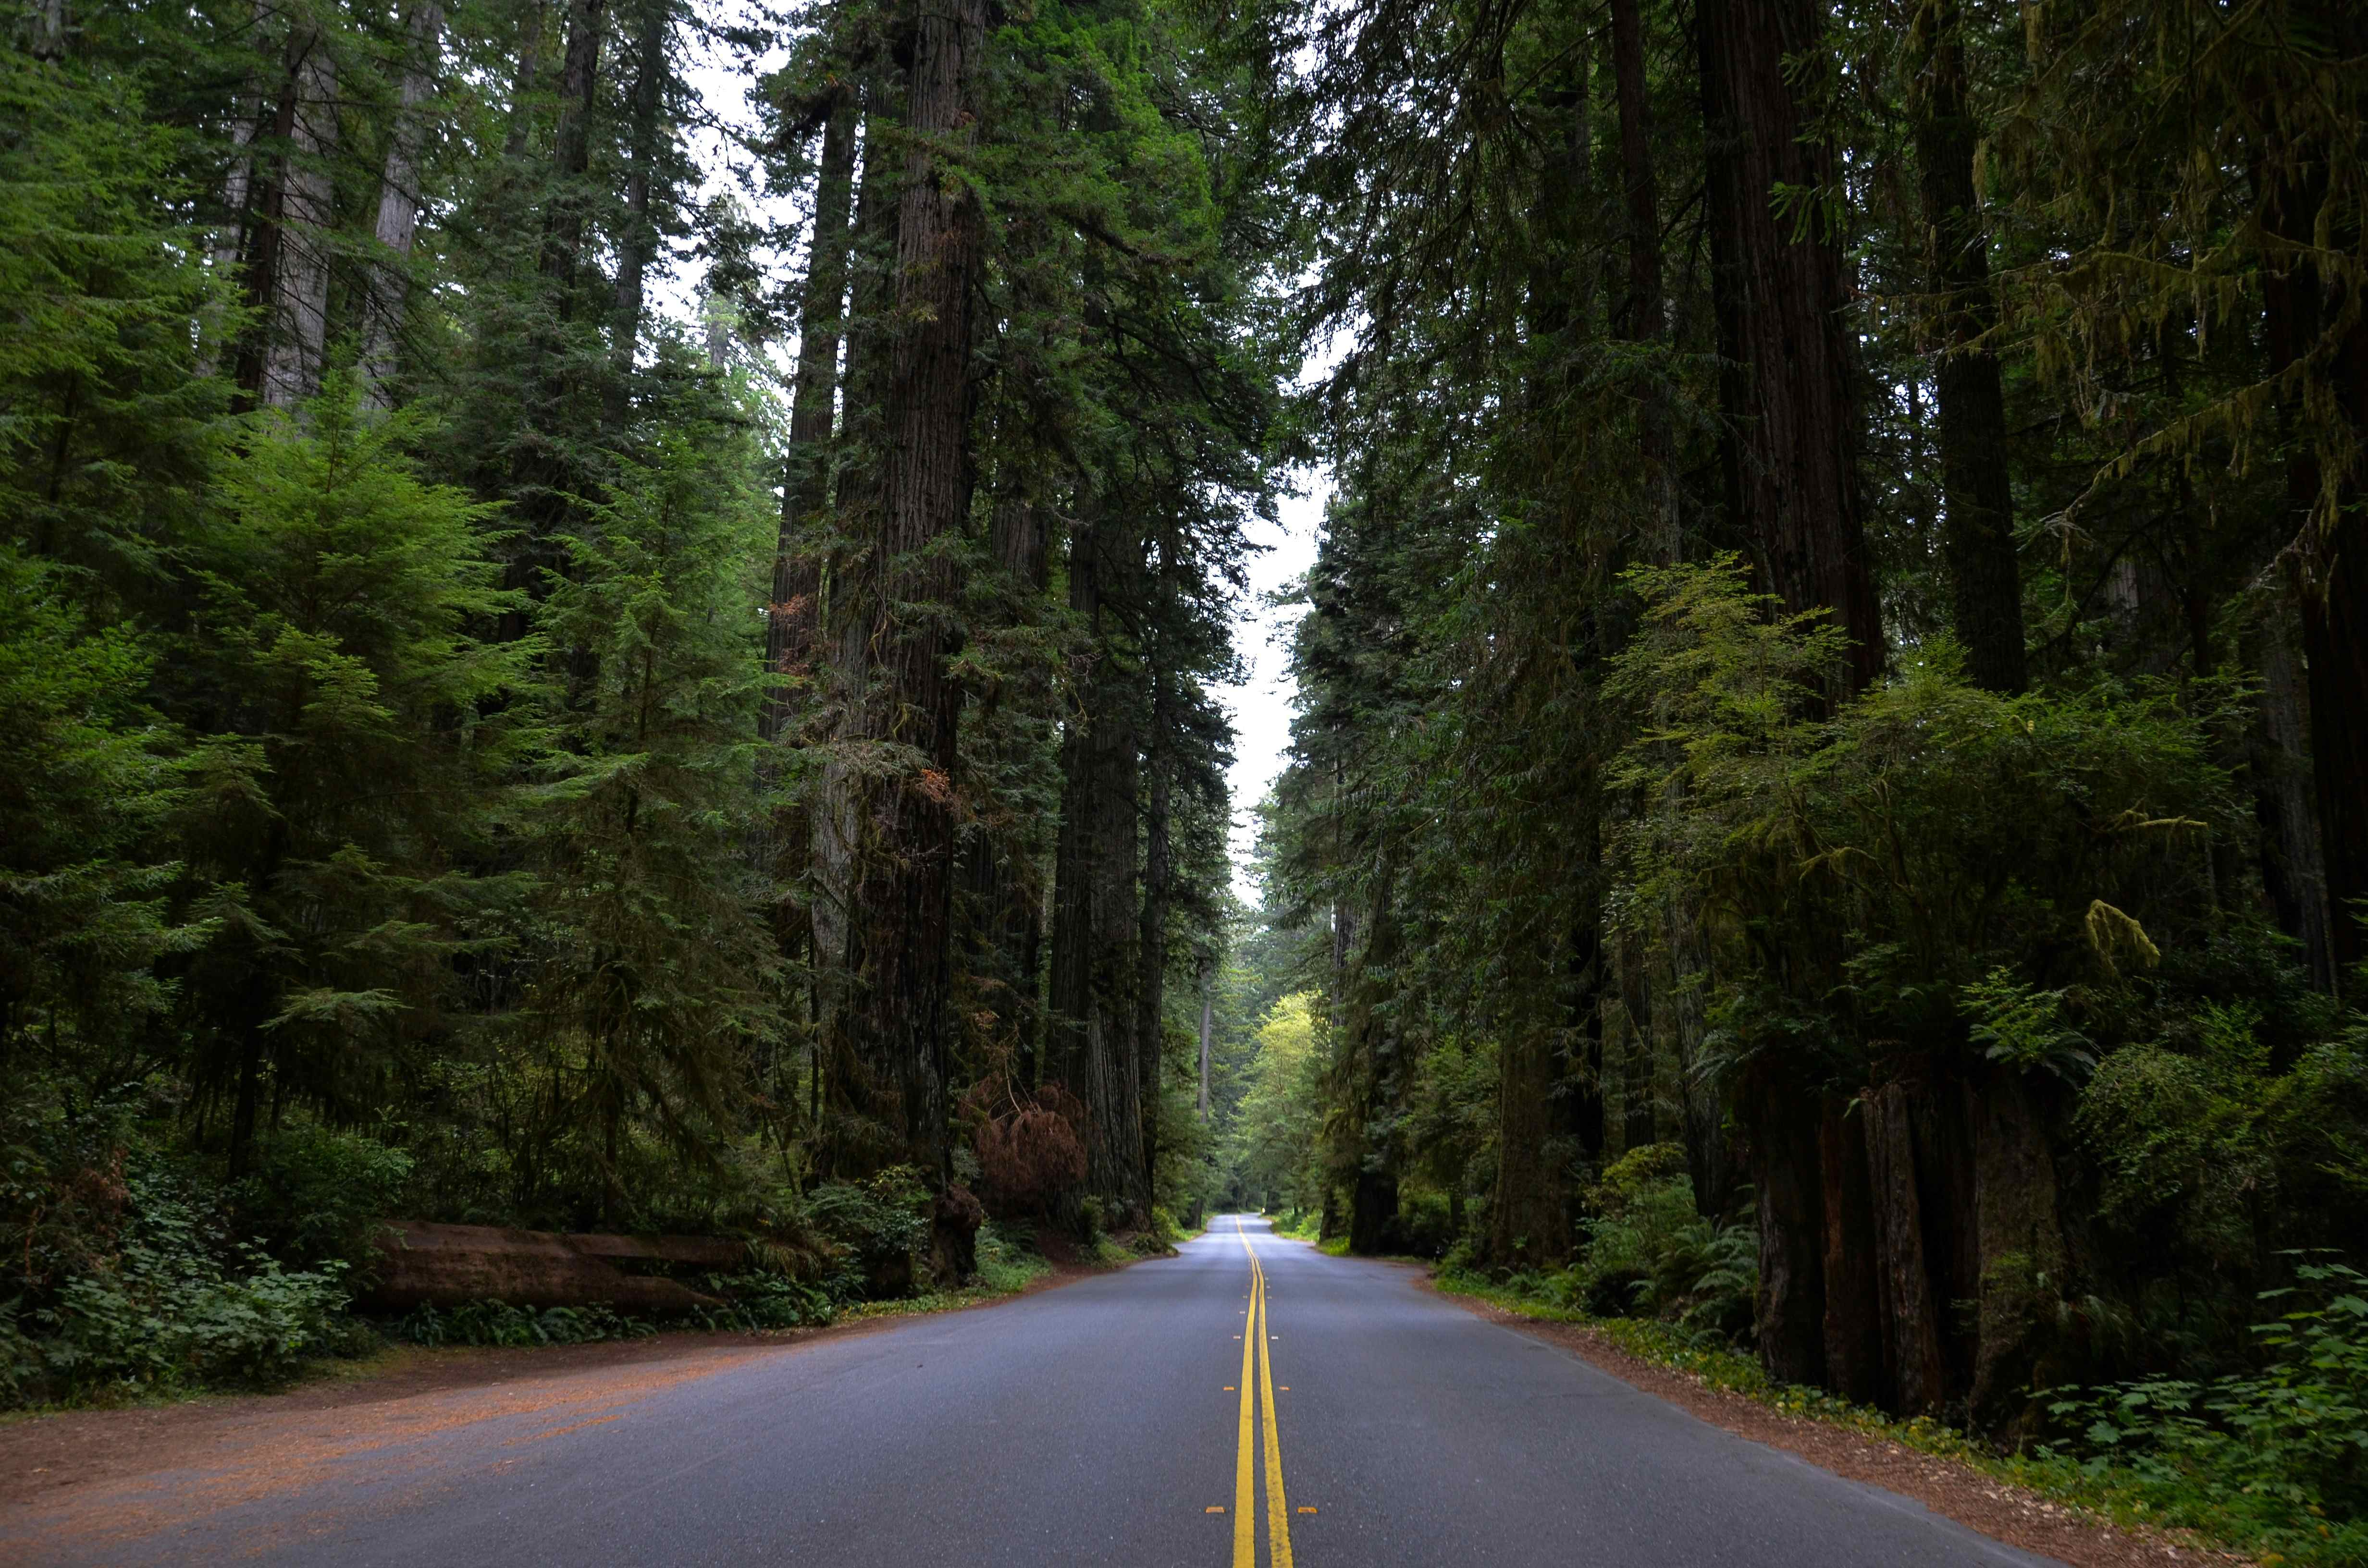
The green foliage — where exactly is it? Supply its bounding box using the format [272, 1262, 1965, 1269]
[2041, 1262, 2368, 1560]
[0, 547, 199, 1057]
[3, 1157, 354, 1404]
[398, 1298, 654, 1349]
[232, 1125, 416, 1274]
[0, 48, 229, 575]
[1228, 994, 1328, 1216]
[806, 1167, 934, 1299]
[1963, 969, 2097, 1084]
[1466, 1147, 1759, 1345]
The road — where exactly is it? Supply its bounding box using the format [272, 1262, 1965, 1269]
[5, 1215, 2056, 1566]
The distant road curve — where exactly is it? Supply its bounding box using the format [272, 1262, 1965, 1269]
[3, 1213, 2056, 1566]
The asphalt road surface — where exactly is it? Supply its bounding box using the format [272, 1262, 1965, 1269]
[9, 1215, 2059, 1567]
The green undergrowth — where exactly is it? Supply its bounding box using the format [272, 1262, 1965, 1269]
[1438, 1268, 2361, 1568]
[1268, 1211, 1321, 1242]
[844, 1223, 1057, 1318]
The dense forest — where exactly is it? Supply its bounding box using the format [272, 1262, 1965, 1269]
[6, 0, 2368, 1548]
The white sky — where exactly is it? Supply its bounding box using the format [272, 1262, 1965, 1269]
[1218, 474, 1324, 902]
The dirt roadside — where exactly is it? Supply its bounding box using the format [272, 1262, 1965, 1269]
[0, 1251, 1105, 1521]
[1441, 1286, 2251, 1568]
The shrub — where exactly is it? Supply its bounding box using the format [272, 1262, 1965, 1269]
[806, 1166, 932, 1299]
[234, 1122, 415, 1274]
[398, 1298, 653, 1348]
[7, 1161, 354, 1401]
[2041, 1259, 2368, 1558]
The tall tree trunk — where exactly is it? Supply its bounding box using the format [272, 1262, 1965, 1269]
[2247, 591, 2334, 989]
[1696, 0, 1882, 690]
[1749, 1068, 1827, 1387]
[1046, 514, 1147, 1220]
[606, 0, 669, 424]
[1913, 0, 2025, 693]
[1819, 1096, 1883, 1405]
[1609, 0, 1678, 564]
[841, 0, 991, 1283]
[1698, 0, 1877, 1384]
[1196, 954, 1214, 1122]
[1964, 1066, 2068, 1433]
[767, 92, 861, 736]
[502, 1, 548, 161]
[361, 0, 444, 409]
[1136, 673, 1174, 1201]
[1863, 1081, 1946, 1415]
[540, 0, 604, 288]
[260, 28, 336, 409]
[2265, 139, 2368, 984]
[809, 121, 901, 1156]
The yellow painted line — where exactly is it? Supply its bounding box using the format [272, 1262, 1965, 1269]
[1226, 1217, 1296, 1568]
[1257, 1243, 1294, 1568]
[1233, 1219, 1257, 1568]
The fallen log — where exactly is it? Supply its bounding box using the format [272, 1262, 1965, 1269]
[361, 1221, 744, 1316]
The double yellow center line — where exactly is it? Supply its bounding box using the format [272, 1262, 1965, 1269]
[1233, 1218, 1292, 1568]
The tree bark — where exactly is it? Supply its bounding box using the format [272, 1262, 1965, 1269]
[1045, 514, 1147, 1220]
[1749, 1068, 1827, 1387]
[1819, 1098, 1883, 1406]
[1491, 1017, 1566, 1268]
[1609, 0, 1678, 564]
[540, 0, 604, 287]
[361, 0, 444, 409]
[606, 0, 670, 422]
[1913, 0, 2025, 693]
[1696, 0, 1882, 691]
[2247, 591, 2334, 989]
[1862, 1082, 1946, 1415]
[260, 29, 336, 409]
[1136, 672, 1175, 1201]
[1964, 1066, 2068, 1432]
[840, 0, 991, 1279]
[767, 93, 861, 736]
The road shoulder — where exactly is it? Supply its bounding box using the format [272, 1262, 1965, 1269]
[1437, 1285, 2249, 1568]
[0, 1249, 1119, 1519]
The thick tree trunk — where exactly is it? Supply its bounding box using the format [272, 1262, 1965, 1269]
[2247, 592, 2334, 989]
[1964, 1066, 2068, 1432]
[361, 0, 444, 409]
[540, 0, 605, 287]
[1862, 1082, 1946, 1415]
[1696, 0, 1882, 690]
[1749, 1068, 1827, 1387]
[2297, 353, 2368, 985]
[840, 0, 990, 1281]
[2260, 86, 2367, 985]
[1914, 0, 2024, 693]
[768, 96, 861, 735]
[1819, 1097, 1883, 1405]
[1490, 1019, 1566, 1268]
[1609, 0, 1680, 565]
[1136, 683, 1174, 1200]
[1609, 0, 1661, 345]
[260, 30, 335, 409]
[1045, 516, 1147, 1220]
[606, 0, 670, 421]
[1699, 0, 1877, 1384]
[807, 119, 900, 1172]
